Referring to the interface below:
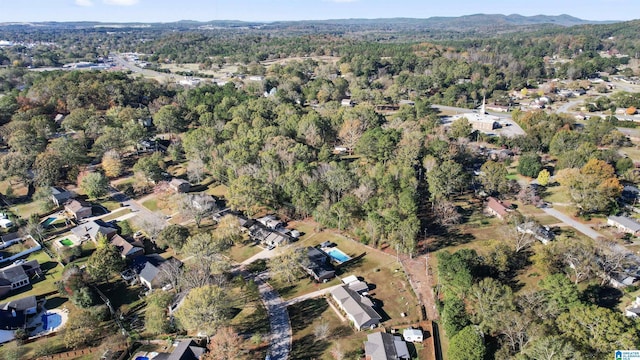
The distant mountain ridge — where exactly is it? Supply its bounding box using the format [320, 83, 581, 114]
[0, 14, 620, 34]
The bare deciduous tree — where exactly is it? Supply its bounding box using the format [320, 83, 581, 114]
[179, 193, 217, 228]
[433, 199, 462, 226]
[313, 322, 330, 341]
[187, 157, 206, 184]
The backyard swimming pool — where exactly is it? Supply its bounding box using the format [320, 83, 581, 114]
[326, 248, 351, 263]
[42, 312, 62, 331]
[42, 217, 56, 227]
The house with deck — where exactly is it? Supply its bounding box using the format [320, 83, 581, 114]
[0, 261, 42, 298]
[304, 247, 335, 282]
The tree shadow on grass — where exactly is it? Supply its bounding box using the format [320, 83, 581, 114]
[290, 335, 329, 360]
[236, 304, 270, 336]
[44, 296, 68, 309]
[288, 298, 328, 332]
[426, 229, 476, 253]
[582, 285, 623, 309]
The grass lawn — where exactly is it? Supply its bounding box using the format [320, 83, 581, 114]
[228, 242, 263, 263]
[289, 298, 361, 360]
[142, 198, 159, 211]
[101, 199, 124, 211]
[207, 184, 229, 198]
[542, 185, 572, 204]
[13, 200, 43, 219]
[97, 280, 145, 314]
[2, 251, 62, 303]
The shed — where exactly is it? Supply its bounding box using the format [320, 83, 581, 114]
[403, 328, 424, 342]
[169, 178, 191, 193]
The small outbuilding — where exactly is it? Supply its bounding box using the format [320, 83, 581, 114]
[402, 328, 424, 343]
[169, 178, 191, 193]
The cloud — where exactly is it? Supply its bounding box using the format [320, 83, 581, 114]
[103, 0, 140, 5]
[325, 0, 359, 2]
[75, 0, 94, 6]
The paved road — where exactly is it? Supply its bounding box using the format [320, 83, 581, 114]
[255, 273, 291, 360]
[542, 207, 605, 240]
[283, 284, 342, 307]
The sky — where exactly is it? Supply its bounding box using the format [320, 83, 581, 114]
[0, 0, 638, 23]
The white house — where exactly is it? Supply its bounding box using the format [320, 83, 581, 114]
[607, 216, 640, 236]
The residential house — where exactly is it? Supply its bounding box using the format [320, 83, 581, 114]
[622, 186, 640, 203]
[257, 215, 284, 230]
[402, 328, 424, 343]
[110, 234, 144, 260]
[64, 199, 93, 221]
[169, 178, 191, 193]
[155, 339, 206, 360]
[0, 295, 39, 330]
[364, 332, 410, 360]
[341, 98, 355, 107]
[71, 220, 118, 242]
[304, 247, 335, 282]
[50, 187, 74, 207]
[516, 222, 555, 244]
[249, 223, 290, 247]
[607, 215, 640, 236]
[139, 255, 182, 290]
[625, 296, 640, 318]
[0, 261, 42, 298]
[485, 197, 511, 220]
[609, 272, 637, 289]
[331, 285, 382, 331]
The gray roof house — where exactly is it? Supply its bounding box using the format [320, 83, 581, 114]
[304, 247, 335, 282]
[152, 339, 206, 360]
[169, 178, 191, 193]
[0, 261, 41, 298]
[331, 285, 381, 331]
[71, 220, 118, 242]
[51, 187, 74, 207]
[139, 255, 182, 290]
[607, 216, 640, 235]
[364, 332, 410, 360]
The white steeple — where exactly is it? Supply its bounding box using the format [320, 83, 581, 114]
[480, 95, 486, 114]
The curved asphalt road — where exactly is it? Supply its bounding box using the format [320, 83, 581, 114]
[255, 273, 291, 360]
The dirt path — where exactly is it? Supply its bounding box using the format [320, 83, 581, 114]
[399, 253, 439, 321]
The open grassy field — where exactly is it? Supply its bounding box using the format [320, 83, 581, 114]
[207, 184, 229, 198]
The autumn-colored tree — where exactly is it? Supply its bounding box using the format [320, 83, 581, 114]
[202, 327, 243, 360]
[557, 158, 622, 213]
[626, 106, 637, 115]
[537, 169, 551, 186]
[102, 150, 123, 178]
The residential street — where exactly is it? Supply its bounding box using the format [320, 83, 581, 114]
[541, 207, 604, 240]
[255, 273, 291, 360]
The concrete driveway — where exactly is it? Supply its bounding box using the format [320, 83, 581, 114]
[107, 185, 168, 230]
[542, 207, 605, 240]
[255, 273, 291, 360]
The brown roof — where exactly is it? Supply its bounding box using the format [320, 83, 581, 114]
[487, 197, 509, 217]
[110, 234, 143, 258]
[65, 199, 91, 213]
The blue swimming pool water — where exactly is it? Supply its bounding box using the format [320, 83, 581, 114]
[42, 217, 56, 227]
[42, 312, 62, 330]
[134, 357, 149, 360]
[326, 248, 351, 263]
